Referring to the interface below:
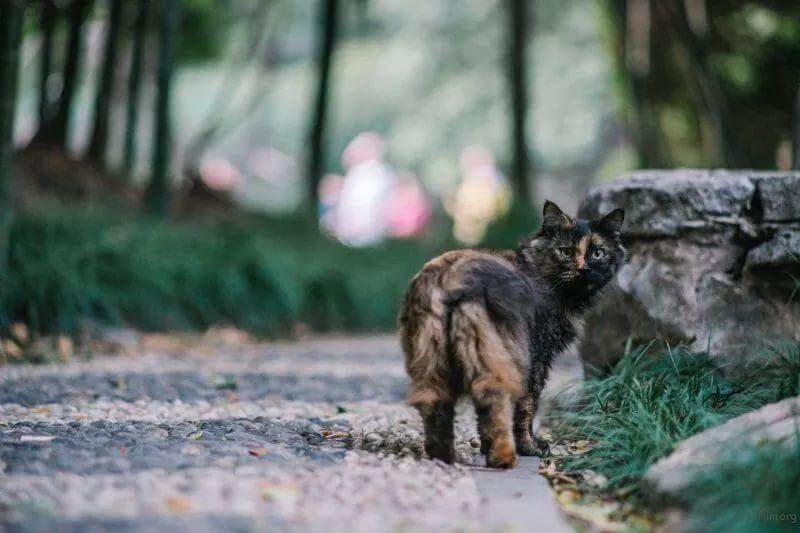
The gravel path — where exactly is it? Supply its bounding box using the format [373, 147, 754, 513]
[0, 334, 577, 532]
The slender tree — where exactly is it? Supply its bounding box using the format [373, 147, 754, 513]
[606, 0, 662, 168]
[145, 0, 178, 215]
[52, 0, 93, 150]
[123, 0, 150, 176]
[793, 86, 800, 171]
[0, 0, 25, 268]
[306, 0, 340, 213]
[37, 0, 59, 133]
[87, 0, 125, 166]
[506, 0, 532, 206]
[658, 1, 736, 167]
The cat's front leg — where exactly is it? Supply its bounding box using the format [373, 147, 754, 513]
[513, 391, 550, 457]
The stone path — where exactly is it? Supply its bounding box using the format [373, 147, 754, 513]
[0, 334, 577, 532]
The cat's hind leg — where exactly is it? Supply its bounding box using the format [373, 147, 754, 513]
[472, 384, 516, 468]
[450, 301, 524, 469]
[414, 395, 456, 463]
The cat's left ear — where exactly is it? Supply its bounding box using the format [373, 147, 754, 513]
[595, 208, 625, 236]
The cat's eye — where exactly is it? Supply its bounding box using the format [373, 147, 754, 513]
[591, 248, 607, 260]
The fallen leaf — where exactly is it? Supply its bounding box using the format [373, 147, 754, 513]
[249, 447, 268, 457]
[561, 501, 623, 532]
[166, 497, 192, 514]
[558, 489, 581, 505]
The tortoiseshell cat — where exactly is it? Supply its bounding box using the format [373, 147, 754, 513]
[399, 201, 625, 468]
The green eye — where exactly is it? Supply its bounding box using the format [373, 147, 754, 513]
[591, 248, 606, 260]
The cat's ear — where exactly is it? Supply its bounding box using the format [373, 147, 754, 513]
[595, 208, 625, 236]
[542, 200, 574, 232]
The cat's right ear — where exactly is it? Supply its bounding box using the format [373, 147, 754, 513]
[541, 200, 574, 232]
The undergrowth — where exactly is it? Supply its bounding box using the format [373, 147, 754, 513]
[0, 199, 538, 339]
[549, 342, 800, 495]
[0, 201, 437, 336]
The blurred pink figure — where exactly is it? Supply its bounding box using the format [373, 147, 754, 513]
[330, 132, 397, 247]
[386, 173, 431, 238]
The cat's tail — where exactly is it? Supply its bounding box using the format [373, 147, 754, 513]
[448, 300, 525, 400]
[449, 299, 525, 468]
[399, 268, 453, 407]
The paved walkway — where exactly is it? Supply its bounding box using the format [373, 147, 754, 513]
[0, 334, 577, 532]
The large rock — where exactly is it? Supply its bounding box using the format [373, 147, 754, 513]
[642, 396, 800, 503]
[578, 170, 800, 374]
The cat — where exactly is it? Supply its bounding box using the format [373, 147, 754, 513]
[398, 200, 625, 468]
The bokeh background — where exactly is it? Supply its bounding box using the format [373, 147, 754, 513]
[1, 0, 799, 347]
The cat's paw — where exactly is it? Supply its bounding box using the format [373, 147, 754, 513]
[486, 438, 517, 469]
[517, 436, 550, 458]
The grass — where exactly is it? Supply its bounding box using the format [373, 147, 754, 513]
[683, 439, 800, 533]
[549, 342, 800, 496]
[0, 201, 432, 337]
[0, 198, 538, 340]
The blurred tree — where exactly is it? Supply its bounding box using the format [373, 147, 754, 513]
[505, 0, 532, 207]
[87, 0, 125, 167]
[182, 0, 274, 195]
[605, 0, 800, 169]
[794, 87, 800, 170]
[0, 0, 24, 268]
[604, 0, 663, 167]
[36, 0, 59, 136]
[307, 0, 340, 213]
[145, 0, 178, 215]
[123, 0, 150, 177]
[52, 0, 94, 150]
[657, 1, 737, 167]
[176, 0, 231, 63]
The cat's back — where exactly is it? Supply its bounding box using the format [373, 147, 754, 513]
[399, 248, 536, 333]
[402, 249, 518, 304]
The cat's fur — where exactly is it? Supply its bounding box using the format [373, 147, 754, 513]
[398, 201, 625, 468]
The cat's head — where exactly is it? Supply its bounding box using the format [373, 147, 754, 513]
[520, 200, 625, 299]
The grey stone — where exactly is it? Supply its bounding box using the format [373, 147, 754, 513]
[578, 170, 800, 374]
[642, 396, 800, 503]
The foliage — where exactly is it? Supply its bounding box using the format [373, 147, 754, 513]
[683, 440, 800, 533]
[0, 201, 435, 337]
[175, 0, 237, 63]
[549, 342, 800, 494]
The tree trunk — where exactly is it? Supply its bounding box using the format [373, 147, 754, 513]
[306, 0, 340, 213]
[0, 0, 25, 269]
[658, 1, 736, 167]
[53, 0, 94, 150]
[122, 0, 149, 177]
[37, 0, 58, 133]
[506, 0, 532, 207]
[793, 85, 800, 171]
[145, 0, 178, 216]
[607, 0, 662, 168]
[87, 0, 125, 166]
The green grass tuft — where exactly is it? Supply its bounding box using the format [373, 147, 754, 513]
[549, 343, 799, 494]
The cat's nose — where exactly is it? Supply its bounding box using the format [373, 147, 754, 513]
[578, 266, 591, 276]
